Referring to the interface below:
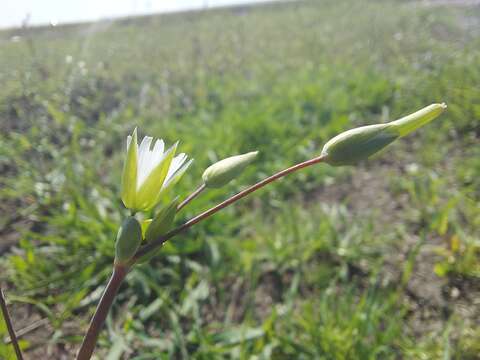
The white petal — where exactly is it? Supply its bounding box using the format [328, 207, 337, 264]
[139, 136, 153, 154]
[137, 136, 153, 188]
[163, 158, 193, 189]
[165, 153, 187, 184]
[151, 139, 165, 167]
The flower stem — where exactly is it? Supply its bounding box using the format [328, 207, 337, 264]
[76, 265, 128, 360]
[0, 287, 23, 360]
[76, 154, 326, 359]
[176, 183, 206, 212]
[134, 154, 327, 260]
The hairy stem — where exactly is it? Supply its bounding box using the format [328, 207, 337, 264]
[134, 154, 326, 260]
[177, 183, 206, 212]
[76, 265, 128, 360]
[0, 287, 23, 360]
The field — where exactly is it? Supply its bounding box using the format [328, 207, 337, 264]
[0, 0, 479, 358]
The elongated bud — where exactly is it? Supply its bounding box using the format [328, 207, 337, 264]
[321, 103, 447, 166]
[202, 151, 259, 188]
[115, 216, 142, 264]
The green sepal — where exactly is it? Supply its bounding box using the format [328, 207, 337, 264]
[137, 198, 178, 264]
[389, 103, 447, 137]
[121, 128, 138, 209]
[115, 216, 142, 264]
[202, 151, 258, 188]
[145, 198, 178, 242]
[322, 124, 399, 166]
[140, 219, 152, 239]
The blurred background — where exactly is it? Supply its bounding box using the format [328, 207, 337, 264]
[0, 0, 479, 358]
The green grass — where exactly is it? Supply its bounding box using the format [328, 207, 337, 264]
[0, 0, 479, 358]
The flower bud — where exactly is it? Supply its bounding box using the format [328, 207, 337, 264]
[202, 151, 258, 188]
[321, 103, 446, 166]
[115, 216, 142, 264]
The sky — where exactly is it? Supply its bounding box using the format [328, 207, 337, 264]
[1, 0, 278, 29]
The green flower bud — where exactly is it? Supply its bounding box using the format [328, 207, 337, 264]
[115, 216, 142, 264]
[322, 103, 447, 166]
[202, 151, 259, 188]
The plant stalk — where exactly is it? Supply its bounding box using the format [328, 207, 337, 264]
[0, 287, 23, 360]
[77, 154, 326, 359]
[177, 183, 206, 212]
[134, 154, 327, 260]
[75, 264, 128, 360]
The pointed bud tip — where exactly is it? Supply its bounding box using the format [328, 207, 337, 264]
[322, 103, 447, 166]
[389, 102, 447, 138]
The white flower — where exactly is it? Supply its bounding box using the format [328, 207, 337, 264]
[121, 128, 192, 212]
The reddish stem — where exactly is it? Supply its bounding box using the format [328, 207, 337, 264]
[176, 183, 206, 212]
[75, 265, 128, 360]
[134, 154, 326, 260]
[77, 154, 327, 359]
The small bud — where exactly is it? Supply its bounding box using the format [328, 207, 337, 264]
[202, 151, 258, 188]
[321, 103, 447, 166]
[115, 216, 142, 264]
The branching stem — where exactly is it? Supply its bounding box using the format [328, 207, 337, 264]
[134, 154, 327, 260]
[77, 154, 327, 359]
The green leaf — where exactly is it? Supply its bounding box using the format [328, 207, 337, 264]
[212, 326, 265, 346]
[106, 336, 127, 360]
